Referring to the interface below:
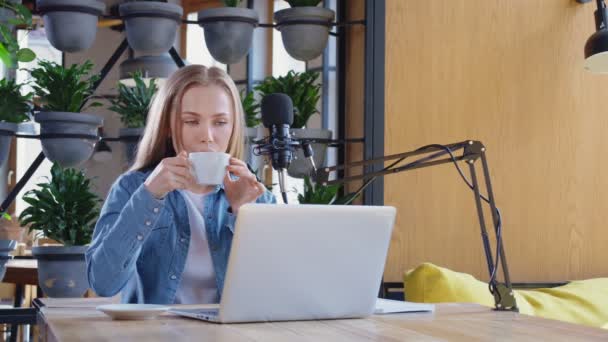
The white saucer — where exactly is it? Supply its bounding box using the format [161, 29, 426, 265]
[97, 304, 170, 320]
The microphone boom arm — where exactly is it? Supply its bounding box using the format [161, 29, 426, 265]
[316, 140, 517, 312]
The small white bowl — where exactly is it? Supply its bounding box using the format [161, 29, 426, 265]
[97, 304, 169, 320]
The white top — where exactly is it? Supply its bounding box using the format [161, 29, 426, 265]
[174, 190, 218, 304]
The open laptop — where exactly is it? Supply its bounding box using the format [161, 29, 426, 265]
[170, 203, 396, 323]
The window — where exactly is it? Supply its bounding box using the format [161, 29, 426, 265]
[14, 27, 62, 216]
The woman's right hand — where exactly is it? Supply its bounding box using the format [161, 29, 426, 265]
[144, 151, 195, 199]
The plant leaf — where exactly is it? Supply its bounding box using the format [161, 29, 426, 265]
[16, 48, 35, 62]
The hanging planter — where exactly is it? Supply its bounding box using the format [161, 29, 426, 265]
[110, 71, 158, 165]
[288, 128, 331, 178]
[0, 239, 15, 281]
[0, 78, 32, 168]
[30, 60, 103, 167]
[198, 6, 259, 64]
[120, 2, 183, 55]
[0, 122, 16, 168]
[20, 164, 100, 298]
[118, 127, 144, 165]
[118, 54, 178, 87]
[37, 0, 105, 53]
[255, 71, 328, 178]
[274, 3, 334, 61]
[0, 0, 20, 30]
[35, 112, 102, 167]
[241, 90, 264, 175]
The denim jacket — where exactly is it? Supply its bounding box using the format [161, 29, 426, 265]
[85, 169, 276, 304]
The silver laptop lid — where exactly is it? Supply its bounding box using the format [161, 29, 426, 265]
[218, 204, 396, 323]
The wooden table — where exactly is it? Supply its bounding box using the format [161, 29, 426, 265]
[4, 259, 38, 286]
[35, 298, 608, 341]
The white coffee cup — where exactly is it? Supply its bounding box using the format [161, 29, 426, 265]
[188, 152, 231, 185]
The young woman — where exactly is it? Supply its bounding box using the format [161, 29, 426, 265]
[86, 65, 275, 304]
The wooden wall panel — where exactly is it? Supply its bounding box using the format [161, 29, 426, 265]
[383, 0, 608, 283]
[345, 0, 366, 198]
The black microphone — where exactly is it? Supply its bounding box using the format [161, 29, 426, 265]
[261, 93, 295, 204]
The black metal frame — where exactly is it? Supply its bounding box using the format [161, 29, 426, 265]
[363, 0, 385, 206]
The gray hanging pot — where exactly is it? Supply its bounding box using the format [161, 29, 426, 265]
[120, 2, 183, 55]
[32, 245, 89, 298]
[197, 7, 259, 65]
[274, 7, 334, 61]
[119, 54, 179, 87]
[0, 122, 17, 168]
[119, 127, 144, 165]
[244, 126, 264, 176]
[288, 128, 332, 178]
[0, 0, 20, 31]
[0, 240, 16, 281]
[35, 112, 103, 168]
[37, 0, 105, 53]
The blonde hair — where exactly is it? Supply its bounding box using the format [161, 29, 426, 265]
[130, 65, 245, 172]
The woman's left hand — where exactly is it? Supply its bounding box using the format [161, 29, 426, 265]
[224, 157, 267, 215]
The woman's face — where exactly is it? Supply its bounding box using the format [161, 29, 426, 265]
[177, 84, 234, 154]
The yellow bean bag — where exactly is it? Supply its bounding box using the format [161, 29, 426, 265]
[403, 263, 608, 329]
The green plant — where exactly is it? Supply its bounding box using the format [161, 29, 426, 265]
[286, 0, 322, 7]
[298, 176, 340, 204]
[254, 70, 321, 129]
[19, 163, 100, 246]
[0, 78, 31, 123]
[0, 0, 35, 67]
[222, 0, 242, 7]
[30, 60, 101, 113]
[0, 211, 10, 221]
[241, 89, 261, 128]
[109, 71, 158, 128]
[298, 176, 361, 205]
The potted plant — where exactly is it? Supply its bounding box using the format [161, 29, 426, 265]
[30, 59, 103, 167]
[119, 0, 183, 55]
[274, 0, 334, 61]
[109, 71, 158, 164]
[297, 176, 359, 205]
[37, 0, 105, 53]
[0, 0, 35, 67]
[0, 78, 31, 167]
[255, 70, 331, 178]
[19, 163, 100, 298]
[197, 0, 259, 64]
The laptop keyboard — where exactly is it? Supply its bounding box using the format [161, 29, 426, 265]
[176, 308, 219, 318]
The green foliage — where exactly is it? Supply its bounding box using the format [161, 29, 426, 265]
[297, 176, 361, 205]
[0, 212, 10, 221]
[0, 78, 31, 123]
[18, 163, 100, 246]
[222, 0, 241, 7]
[29, 60, 101, 113]
[286, 0, 322, 7]
[241, 89, 261, 128]
[109, 71, 158, 128]
[0, 1, 35, 68]
[298, 176, 340, 204]
[254, 71, 321, 129]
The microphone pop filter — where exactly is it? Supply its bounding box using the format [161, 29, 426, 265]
[261, 93, 294, 128]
